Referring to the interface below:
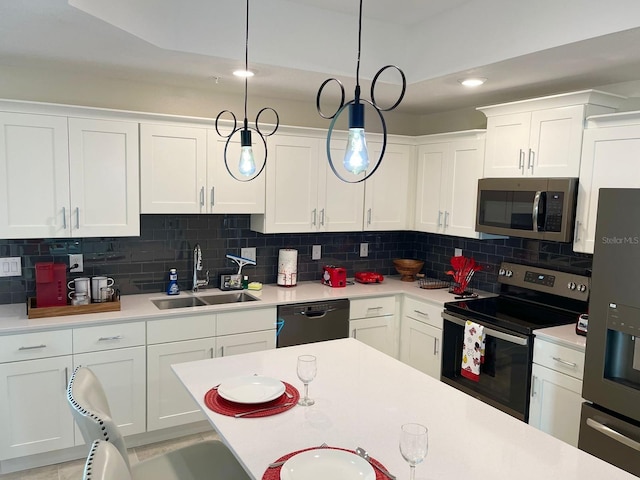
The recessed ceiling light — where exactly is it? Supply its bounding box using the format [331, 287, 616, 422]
[233, 69, 255, 78]
[459, 77, 487, 87]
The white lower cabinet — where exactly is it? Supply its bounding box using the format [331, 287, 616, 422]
[217, 331, 276, 357]
[528, 337, 585, 447]
[400, 297, 444, 380]
[349, 296, 398, 358]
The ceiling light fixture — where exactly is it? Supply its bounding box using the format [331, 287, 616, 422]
[215, 0, 278, 181]
[459, 77, 487, 87]
[316, 0, 406, 183]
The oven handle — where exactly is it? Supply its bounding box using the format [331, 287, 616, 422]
[441, 312, 529, 346]
[586, 418, 640, 452]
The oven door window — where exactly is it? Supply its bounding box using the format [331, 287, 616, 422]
[478, 190, 537, 231]
[441, 319, 531, 420]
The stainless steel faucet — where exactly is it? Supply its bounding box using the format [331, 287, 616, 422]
[192, 243, 209, 292]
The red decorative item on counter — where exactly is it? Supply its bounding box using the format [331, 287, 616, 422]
[446, 256, 483, 294]
[322, 266, 347, 287]
[354, 271, 384, 284]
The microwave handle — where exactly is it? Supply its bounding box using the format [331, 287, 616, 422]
[532, 191, 546, 232]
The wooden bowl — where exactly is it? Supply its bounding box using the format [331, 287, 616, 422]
[393, 259, 425, 282]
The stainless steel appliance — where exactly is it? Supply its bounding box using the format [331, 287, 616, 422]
[579, 188, 640, 476]
[276, 299, 350, 347]
[442, 262, 590, 421]
[476, 177, 578, 241]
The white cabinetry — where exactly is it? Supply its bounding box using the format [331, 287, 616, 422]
[0, 111, 139, 238]
[478, 90, 623, 178]
[0, 331, 74, 460]
[349, 296, 398, 358]
[528, 337, 585, 447]
[414, 131, 486, 238]
[251, 133, 363, 233]
[72, 322, 146, 442]
[399, 297, 443, 380]
[216, 307, 276, 357]
[573, 113, 640, 253]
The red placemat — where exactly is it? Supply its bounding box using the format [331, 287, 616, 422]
[262, 446, 390, 480]
[204, 381, 299, 418]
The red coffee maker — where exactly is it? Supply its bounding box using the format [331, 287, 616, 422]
[35, 262, 67, 307]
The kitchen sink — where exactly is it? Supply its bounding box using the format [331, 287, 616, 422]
[151, 292, 258, 310]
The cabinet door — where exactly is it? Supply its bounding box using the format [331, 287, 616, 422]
[414, 143, 447, 233]
[68, 118, 140, 237]
[263, 135, 320, 233]
[528, 363, 584, 447]
[216, 330, 276, 357]
[574, 124, 640, 253]
[0, 112, 70, 238]
[350, 316, 396, 358]
[400, 318, 442, 380]
[443, 137, 485, 238]
[0, 356, 74, 459]
[483, 112, 531, 177]
[364, 142, 411, 231]
[140, 124, 207, 213]
[73, 346, 146, 443]
[529, 105, 584, 177]
[206, 130, 265, 213]
[147, 338, 215, 431]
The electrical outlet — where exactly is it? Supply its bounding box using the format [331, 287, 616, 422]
[0, 257, 21, 277]
[69, 254, 83, 273]
[360, 243, 369, 257]
[312, 245, 321, 260]
[454, 248, 463, 257]
[241, 247, 256, 261]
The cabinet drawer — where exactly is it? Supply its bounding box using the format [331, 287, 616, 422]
[0, 330, 72, 363]
[217, 307, 276, 336]
[533, 338, 585, 380]
[147, 314, 216, 344]
[402, 297, 443, 329]
[73, 322, 146, 353]
[350, 296, 396, 319]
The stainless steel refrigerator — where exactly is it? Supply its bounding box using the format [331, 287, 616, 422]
[579, 188, 640, 476]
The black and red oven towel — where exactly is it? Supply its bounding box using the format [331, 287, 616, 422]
[204, 382, 299, 418]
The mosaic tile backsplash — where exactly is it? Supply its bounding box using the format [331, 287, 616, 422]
[0, 214, 593, 305]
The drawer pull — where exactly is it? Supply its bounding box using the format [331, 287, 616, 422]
[98, 336, 123, 341]
[414, 310, 428, 317]
[433, 338, 439, 356]
[18, 344, 47, 350]
[531, 375, 537, 397]
[552, 356, 577, 368]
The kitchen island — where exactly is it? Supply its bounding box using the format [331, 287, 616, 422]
[171, 337, 635, 480]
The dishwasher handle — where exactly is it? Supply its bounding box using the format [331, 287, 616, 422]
[300, 307, 337, 318]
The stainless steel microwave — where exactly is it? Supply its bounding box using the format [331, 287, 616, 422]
[476, 177, 578, 242]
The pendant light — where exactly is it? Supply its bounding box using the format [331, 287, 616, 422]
[316, 0, 406, 183]
[215, 0, 279, 181]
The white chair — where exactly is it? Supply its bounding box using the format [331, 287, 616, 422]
[68, 366, 250, 480]
[83, 440, 132, 480]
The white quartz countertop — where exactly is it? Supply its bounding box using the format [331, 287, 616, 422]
[0, 277, 486, 334]
[172, 338, 635, 480]
[534, 324, 587, 351]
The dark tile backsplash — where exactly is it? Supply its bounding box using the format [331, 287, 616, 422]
[0, 214, 592, 305]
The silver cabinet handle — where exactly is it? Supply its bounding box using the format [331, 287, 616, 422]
[65, 367, 68, 388]
[574, 220, 581, 243]
[437, 210, 442, 227]
[444, 211, 449, 228]
[200, 187, 205, 206]
[98, 335, 123, 341]
[320, 208, 325, 226]
[367, 208, 372, 225]
[519, 149, 525, 170]
[552, 356, 578, 368]
[531, 375, 537, 397]
[62, 207, 67, 229]
[210, 347, 214, 358]
[219, 346, 224, 357]
[312, 208, 317, 226]
[414, 310, 428, 317]
[210, 187, 215, 207]
[76, 207, 80, 229]
[433, 338, 439, 356]
[18, 344, 47, 350]
[586, 418, 640, 452]
[528, 148, 534, 170]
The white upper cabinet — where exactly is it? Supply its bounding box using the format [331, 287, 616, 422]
[0, 111, 139, 238]
[574, 113, 640, 253]
[479, 90, 624, 178]
[414, 131, 487, 238]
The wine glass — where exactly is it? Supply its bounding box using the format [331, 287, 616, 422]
[296, 355, 317, 406]
[399, 423, 428, 480]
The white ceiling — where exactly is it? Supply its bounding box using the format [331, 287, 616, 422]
[2, 0, 640, 115]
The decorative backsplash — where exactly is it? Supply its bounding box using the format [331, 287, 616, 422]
[0, 214, 593, 304]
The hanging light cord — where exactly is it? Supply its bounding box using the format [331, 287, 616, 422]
[243, 0, 249, 129]
[355, 0, 362, 101]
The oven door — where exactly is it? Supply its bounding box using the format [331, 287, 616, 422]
[441, 311, 533, 421]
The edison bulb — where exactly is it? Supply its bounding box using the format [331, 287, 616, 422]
[343, 127, 369, 174]
[239, 145, 256, 176]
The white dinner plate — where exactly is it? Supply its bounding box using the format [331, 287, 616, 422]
[280, 449, 375, 480]
[217, 376, 285, 404]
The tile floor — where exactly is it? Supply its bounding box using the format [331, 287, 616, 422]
[0, 431, 219, 480]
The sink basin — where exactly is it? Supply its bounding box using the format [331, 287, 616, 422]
[152, 297, 207, 310]
[198, 292, 258, 305]
[151, 292, 258, 310]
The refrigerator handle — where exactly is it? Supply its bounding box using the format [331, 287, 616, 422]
[586, 418, 640, 452]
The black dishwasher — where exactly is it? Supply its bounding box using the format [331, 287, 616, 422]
[276, 299, 350, 347]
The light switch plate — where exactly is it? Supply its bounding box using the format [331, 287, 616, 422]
[454, 248, 463, 257]
[0, 257, 21, 277]
[360, 243, 369, 257]
[312, 245, 321, 260]
[69, 254, 83, 273]
[241, 247, 256, 261]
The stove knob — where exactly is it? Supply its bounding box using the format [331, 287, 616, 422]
[498, 268, 506, 276]
[577, 284, 587, 292]
[568, 282, 577, 290]
[505, 270, 513, 278]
